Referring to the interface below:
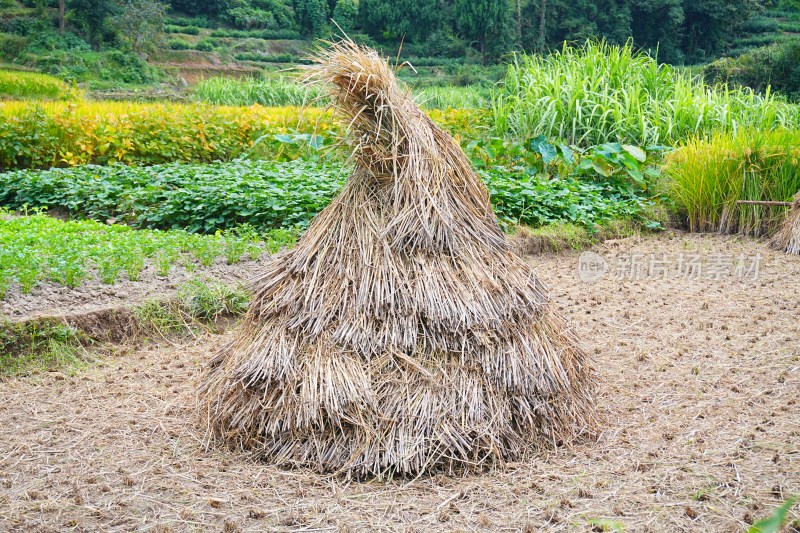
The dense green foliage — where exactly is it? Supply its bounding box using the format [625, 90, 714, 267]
[665, 129, 800, 236]
[0, 210, 287, 295]
[453, 0, 511, 64]
[0, 154, 660, 235]
[704, 38, 800, 100]
[112, 0, 168, 54]
[0, 160, 345, 232]
[493, 41, 800, 146]
[2, 0, 798, 78]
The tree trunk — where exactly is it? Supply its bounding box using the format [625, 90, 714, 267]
[538, 0, 546, 52]
[58, 0, 65, 35]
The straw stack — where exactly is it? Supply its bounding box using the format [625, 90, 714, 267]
[198, 40, 596, 477]
[771, 191, 800, 254]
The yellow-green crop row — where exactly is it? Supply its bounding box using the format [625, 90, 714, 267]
[0, 69, 79, 101]
[0, 100, 483, 170]
[0, 101, 331, 170]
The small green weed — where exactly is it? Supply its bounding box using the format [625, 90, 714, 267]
[0, 320, 86, 377]
[178, 279, 251, 321]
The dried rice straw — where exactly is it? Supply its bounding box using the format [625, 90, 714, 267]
[197, 39, 596, 478]
[770, 191, 800, 255]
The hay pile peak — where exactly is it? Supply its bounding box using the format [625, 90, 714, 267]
[198, 40, 596, 477]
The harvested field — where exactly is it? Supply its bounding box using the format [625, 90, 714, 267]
[0, 233, 798, 532]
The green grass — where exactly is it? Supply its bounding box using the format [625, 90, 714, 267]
[178, 278, 250, 321]
[664, 129, 800, 236]
[413, 84, 490, 109]
[192, 76, 321, 107]
[134, 279, 252, 337]
[0, 69, 77, 100]
[0, 319, 86, 377]
[192, 76, 489, 109]
[492, 40, 800, 146]
[0, 211, 292, 296]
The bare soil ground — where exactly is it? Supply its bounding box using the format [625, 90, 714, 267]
[0, 233, 798, 532]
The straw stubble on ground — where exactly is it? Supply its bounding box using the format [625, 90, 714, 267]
[0, 233, 798, 532]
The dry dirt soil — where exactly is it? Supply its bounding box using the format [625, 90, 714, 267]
[1, 232, 798, 532]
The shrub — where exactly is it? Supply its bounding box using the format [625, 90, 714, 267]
[779, 21, 800, 33]
[234, 52, 298, 63]
[195, 38, 217, 51]
[208, 28, 301, 39]
[165, 24, 200, 35]
[166, 16, 214, 28]
[740, 16, 780, 34]
[493, 40, 800, 146]
[733, 33, 787, 48]
[169, 38, 191, 50]
[665, 129, 800, 236]
[14, 31, 162, 84]
[704, 39, 800, 101]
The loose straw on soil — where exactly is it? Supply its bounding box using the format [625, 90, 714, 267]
[198, 40, 595, 478]
[771, 191, 800, 255]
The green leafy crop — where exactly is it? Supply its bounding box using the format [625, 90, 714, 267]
[0, 212, 293, 296]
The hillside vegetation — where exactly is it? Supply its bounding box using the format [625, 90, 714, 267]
[1, 0, 800, 98]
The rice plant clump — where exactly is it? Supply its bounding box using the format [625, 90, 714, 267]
[665, 129, 800, 236]
[0, 70, 78, 100]
[492, 40, 800, 146]
[198, 41, 596, 478]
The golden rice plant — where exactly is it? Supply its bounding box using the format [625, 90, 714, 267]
[665, 129, 800, 236]
[0, 100, 480, 170]
[0, 69, 79, 100]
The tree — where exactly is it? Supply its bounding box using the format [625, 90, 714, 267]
[358, 0, 444, 42]
[112, 0, 168, 55]
[332, 0, 357, 33]
[59, 0, 65, 35]
[682, 0, 760, 60]
[454, 0, 513, 63]
[68, 0, 117, 45]
[630, 0, 685, 63]
[521, 0, 631, 52]
[168, 0, 230, 16]
[294, 0, 329, 37]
